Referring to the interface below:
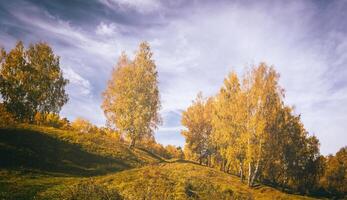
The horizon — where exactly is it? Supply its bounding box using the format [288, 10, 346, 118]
[1, 0, 346, 155]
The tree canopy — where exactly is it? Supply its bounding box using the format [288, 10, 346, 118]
[181, 63, 322, 192]
[0, 41, 68, 121]
[102, 42, 161, 148]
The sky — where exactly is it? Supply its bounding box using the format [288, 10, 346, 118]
[0, 0, 346, 155]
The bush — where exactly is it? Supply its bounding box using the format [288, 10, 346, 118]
[59, 179, 123, 200]
[99, 127, 122, 142]
[138, 137, 170, 158]
[45, 113, 63, 128]
[0, 104, 16, 128]
[71, 117, 98, 134]
[34, 112, 70, 128]
[166, 145, 185, 159]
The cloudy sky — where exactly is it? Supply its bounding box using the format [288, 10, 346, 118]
[1, 0, 346, 155]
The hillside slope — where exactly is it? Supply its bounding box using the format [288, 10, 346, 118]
[0, 125, 163, 176]
[32, 161, 319, 200]
[0, 125, 320, 199]
[88, 162, 317, 200]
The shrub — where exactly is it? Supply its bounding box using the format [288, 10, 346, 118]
[0, 104, 16, 128]
[99, 127, 122, 142]
[44, 113, 62, 128]
[71, 117, 97, 134]
[166, 145, 185, 159]
[34, 112, 70, 128]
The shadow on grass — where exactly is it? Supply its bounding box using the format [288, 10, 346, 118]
[0, 128, 130, 176]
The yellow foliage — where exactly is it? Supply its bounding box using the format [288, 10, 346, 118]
[0, 41, 68, 121]
[182, 63, 322, 191]
[165, 145, 184, 159]
[102, 42, 161, 148]
[71, 117, 97, 134]
[181, 92, 213, 164]
[320, 147, 347, 195]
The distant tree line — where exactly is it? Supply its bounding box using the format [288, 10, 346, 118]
[181, 63, 346, 197]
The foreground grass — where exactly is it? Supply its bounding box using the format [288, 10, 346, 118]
[0, 125, 162, 199]
[0, 170, 78, 200]
[0, 125, 320, 199]
[0, 162, 318, 200]
[92, 162, 317, 200]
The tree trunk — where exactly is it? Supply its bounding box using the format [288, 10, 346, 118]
[226, 162, 230, 173]
[208, 155, 211, 167]
[223, 159, 227, 172]
[250, 142, 262, 187]
[248, 162, 252, 187]
[128, 138, 136, 149]
[250, 159, 260, 186]
[240, 162, 244, 182]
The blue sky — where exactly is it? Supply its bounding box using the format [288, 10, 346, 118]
[0, 0, 346, 155]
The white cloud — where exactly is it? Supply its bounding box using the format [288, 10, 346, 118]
[96, 22, 118, 36]
[157, 126, 183, 133]
[63, 67, 92, 96]
[98, 0, 161, 13]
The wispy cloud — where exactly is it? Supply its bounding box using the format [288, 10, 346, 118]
[99, 0, 162, 13]
[63, 67, 92, 96]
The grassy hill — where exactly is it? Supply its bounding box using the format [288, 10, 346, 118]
[83, 162, 318, 200]
[0, 125, 163, 175]
[0, 125, 320, 199]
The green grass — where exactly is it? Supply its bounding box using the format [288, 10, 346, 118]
[0, 125, 321, 199]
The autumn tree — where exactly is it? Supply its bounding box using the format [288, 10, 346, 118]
[102, 42, 161, 148]
[320, 147, 347, 196]
[182, 63, 323, 192]
[181, 92, 214, 165]
[238, 64, 285, 186]
[261, 106, 322, 192]
[0, 41, 68, 121]
[211, 72, 247, 180]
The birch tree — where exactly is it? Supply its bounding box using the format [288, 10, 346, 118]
[242, 63, 284, 186]
[181, 92, 213, 165]
[212, 72, 247, 180]
[102, 42, 161, 148]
